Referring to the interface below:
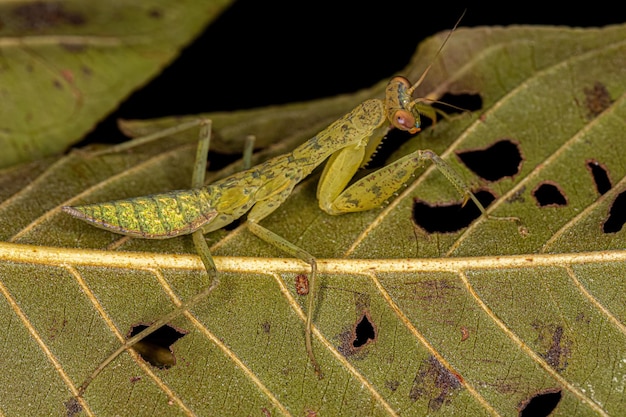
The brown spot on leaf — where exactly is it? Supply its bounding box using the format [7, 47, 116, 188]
[456, 139, 523, 182]
[261, 321, 271, 334]
[506, 185, 527, 204]
[128, 323, 187, 369]
[584, 81, 612, 119]
[386, 380, 400, 391]
[460, 326, 469, 342]
[295, 274, 309, 295]
[409, 356, 463, 411]
[148, 8, 164, 18]
[61, 43, 86, 53]
[60, 69, 74, 84]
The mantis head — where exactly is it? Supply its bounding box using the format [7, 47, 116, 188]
[385, 76, 422, 134]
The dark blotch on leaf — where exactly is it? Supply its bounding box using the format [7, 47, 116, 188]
[13, 1, 86, 30]
[64, 397, 82, 417]
[519, 389, 562, 417]
[586, 159, 612, 195]
[457, 139, 522, 181]
[128, 324, 187, 369]
[541, 326, 570, 371]
[603, 190, 626, 233]
[584, 82, 612, 119]
[532, 182, 567, 207]
[148, 8, 163, 18]
[409, 356, 462, 411]
[412, 190, 495, 233]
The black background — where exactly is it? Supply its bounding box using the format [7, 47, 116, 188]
[85, 1, 625, 143]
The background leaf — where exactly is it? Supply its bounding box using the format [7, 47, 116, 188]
[1, 22, 626, 417]
[0, 0, 233, 168]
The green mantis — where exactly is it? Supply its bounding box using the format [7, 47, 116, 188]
[64, 14, 488, 395]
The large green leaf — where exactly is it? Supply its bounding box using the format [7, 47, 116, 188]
[0, 0, 233, 168]
[1, 24, 626, 416]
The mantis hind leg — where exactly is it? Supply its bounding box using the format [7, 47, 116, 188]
[246, 220, 322, 378]
[242, 173, 323, 377]
[76, 119, 220, 398]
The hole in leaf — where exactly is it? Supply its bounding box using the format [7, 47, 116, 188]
[519, 388, 562, 417]
[338, 310, 377, 356]
[352, 313, 376, 348]
[456, 139, 523, 181]
[412, 189, 495, 233]
[532, 182, 568, 207]
[433, 92, 482, 115]
[128, 324, 187, 369]
[603, 190, 626, 233]
[586, 159, 612, 195]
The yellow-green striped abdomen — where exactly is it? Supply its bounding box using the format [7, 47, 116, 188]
[63, 189, 218, 239]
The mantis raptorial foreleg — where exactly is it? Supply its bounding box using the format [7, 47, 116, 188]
[320, 147, 484, 215]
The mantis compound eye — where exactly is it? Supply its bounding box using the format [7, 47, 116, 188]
[392, 110, 420, 134]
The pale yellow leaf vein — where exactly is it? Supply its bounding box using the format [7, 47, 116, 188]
[0, 36, 124, 48]
[2, 242, 626, 273]
[65, 265, 194, 416]
[151, 269, 293, 417]
[365, 271, 502, 417]
[459, 270, 609, 416]
[0, 268, 94, 416]
[269, 272, 398, 417]
[564, 266, 626, 337]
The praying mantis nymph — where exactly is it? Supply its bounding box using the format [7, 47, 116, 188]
[64, 12, 491, 396]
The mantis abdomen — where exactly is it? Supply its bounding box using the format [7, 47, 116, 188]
[63, 189, 218, 239]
